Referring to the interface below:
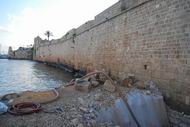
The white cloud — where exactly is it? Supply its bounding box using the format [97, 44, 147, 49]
[0, 26, 12, 33]
[0, 0, 118, 50]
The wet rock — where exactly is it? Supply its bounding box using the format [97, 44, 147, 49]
[103, 80, 116, 92]
[75, 79, 91, 92]
[1, 93, 20, 102]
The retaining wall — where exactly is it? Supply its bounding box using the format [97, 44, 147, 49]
[33, 0, 190, 113]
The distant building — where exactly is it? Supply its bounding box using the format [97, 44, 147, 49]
[0, 44, 1, 55]
[8, 46, 33, 60]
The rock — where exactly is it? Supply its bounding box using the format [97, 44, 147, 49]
[128, 73, 135, 82]
[71, 118, 79, 126]
[103, 80, 116, 92]
[1, 93, 20, 101]
[77, 123, 84, 127]
[75, 79, 91, 92]
[97, 73, 107, 82]
[91, 81, 99, 87]
[122, 78, 133, 87]
[78, 97, 85, 105]
[145, 90, 151, 95]
[135, 81, 146, 89]
[145, 80, 162, 95]
[90, 119, 97, 127]
[79, 107, 88, 113]
[94, 93, 102, 101]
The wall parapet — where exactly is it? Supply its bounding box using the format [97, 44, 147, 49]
[35, 0, 153, 48]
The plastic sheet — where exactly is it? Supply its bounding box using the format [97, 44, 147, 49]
[127, 90, 169, 127]
[0, 102, 8, 114]
[97, 90, 169, 127]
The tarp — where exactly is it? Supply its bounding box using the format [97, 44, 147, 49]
[97, 90, 169, 127]
[0, 102, 8, 114]
[127, 90, 169, 127]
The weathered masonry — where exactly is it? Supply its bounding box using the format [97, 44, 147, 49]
[33, 0, 190, 113]
[8, 46, 33, 60]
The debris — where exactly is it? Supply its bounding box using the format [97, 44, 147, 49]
[90, 80, 99, 87]
[121, 73, 136, 87]
[71, 118, 79, 126]
[128, 73, 136, 84]
[103, 80, 116, 92]
[135, 81, 146, 89]
[75, 79, 91, 92]
[78, 97, 85, 106]
[79, 107, 88, 113]
[145, 80, 162, 95]
[43, 106, 64, 114]
[94, 93, 102, 101]
[77, 123, 84, 127]
[144, 90, 151, 95]
[0, 102, 8, 114]
[122, 78, 133, 87]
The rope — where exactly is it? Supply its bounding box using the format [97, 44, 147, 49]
[8, 102, 42, 115]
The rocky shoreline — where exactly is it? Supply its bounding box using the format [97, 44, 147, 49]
[0, 73, 190, 127]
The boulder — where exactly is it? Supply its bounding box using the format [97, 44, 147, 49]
[75, 79, 91, 93]
[135, 81, 146, 89]
[103, 80, 116, 92]
[90, 81, 99, 87]
[122, 78, 133, 87]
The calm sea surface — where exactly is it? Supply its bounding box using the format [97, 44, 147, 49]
[0, 59, 73, 96]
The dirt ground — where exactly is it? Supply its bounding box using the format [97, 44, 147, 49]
[0, 85, 120, 127]
[1, 81, 189, 127]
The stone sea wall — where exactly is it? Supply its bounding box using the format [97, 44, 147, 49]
[33, 0, 190, 113]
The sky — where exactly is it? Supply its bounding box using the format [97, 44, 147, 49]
[0, 0, 118, 53]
